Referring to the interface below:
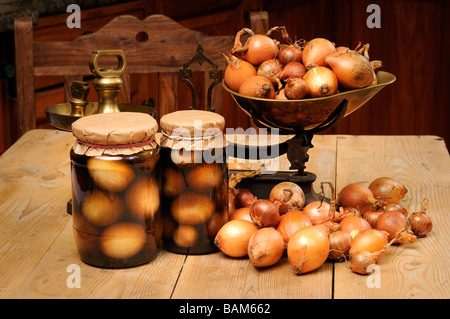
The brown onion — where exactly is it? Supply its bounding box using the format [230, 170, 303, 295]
[383, 202, 408, 216]
[214, 220, 258, 257]
[349, 229, 388, 261]
[232, 28, 279, 66]
[234, 189, 256, 209]
[277, 62, 306, 81]
[368, 177, 408, 204]
[278, 44, 302, 64]
[269, 181, 305, 214]
[340, 215, 372, 239]
[287, 225, 330, 275]
[302, 38, 336, 70]
[325, 51, 375, 89]
[410, 199, 433, 237]
[239, 75, 275, 99]
[333, 206, 360, 223]
[257, 59, 283, 80]
[249, 199, 281, 227]
[284, 78, 309, 99]
[337, 183, 378, 214]
[302, 66, 338, 97]
[276, 210, 312, 246]
[363, 209, 383, 228]
[248, 227, 285, 267]
[328, 230, 353, 261]
[222, 54, 257, 92]
[376, 211, 416, 244]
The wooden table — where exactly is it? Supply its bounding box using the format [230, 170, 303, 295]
[0, 129, 449, 300]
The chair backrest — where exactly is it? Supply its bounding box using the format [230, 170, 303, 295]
[14, 14, 241, 139]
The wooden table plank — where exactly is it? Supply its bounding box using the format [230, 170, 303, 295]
[333, 135, 450, 299]
[14, 219, 186, 299]
[0, 130, 74, 298]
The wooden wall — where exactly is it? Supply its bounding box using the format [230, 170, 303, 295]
[264, 0, 450, 144]
[1, 0, 449, 154]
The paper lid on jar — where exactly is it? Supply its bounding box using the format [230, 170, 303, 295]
[71, 112, 158, 156]
[159, 110, 226, 150]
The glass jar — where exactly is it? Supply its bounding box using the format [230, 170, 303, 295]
[70, 112, 161, 268]
[159, 110, 228, 254]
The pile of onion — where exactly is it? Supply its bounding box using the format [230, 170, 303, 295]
[224, 26, 382, 100]
[217, 175, 432, 277]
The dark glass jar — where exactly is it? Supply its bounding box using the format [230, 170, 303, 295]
[70, 112, 161, 268]
[159, 110, 228, 254]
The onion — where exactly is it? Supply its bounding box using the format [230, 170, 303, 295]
[376, 211, 417, 244]
[302, 66, 338, 97]
[278, 44, 302, 65]
[248, 227, 285, 267]
[222, 53, 257, 92]
[269, 181, 305, 214]
[214, 220, 258, 257]
[276, 210, 312, 246]
[410, 199, 433, 237]
[350, 226, 405, 275]
[340, 215, 372, 239]
[328, 231, 352, 261]
[349, 229, 388, 261]
[302, 200, 330, 225]
[337, 183, 378, 214]
[287, 225, 330, 275]
[229, 207, 252, 222]
[234, 189, 256, 209]
[277, 61, 306, 81]
[325, 51, 375, 89]
[363, 209, 383, 228]
[232, 28, 279, 66]
[302, 38, 336, 70]
[333, 206, 359, 223]
[239, 75, 276, 99]
[249, 199, 281, 227]
[284, 78, 309, 99]
[257, 59, 283, 81]
[368, 177, 408, 204]
[383, 202, 408, 216]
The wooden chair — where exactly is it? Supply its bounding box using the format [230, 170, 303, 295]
[13, 13, 267, 140]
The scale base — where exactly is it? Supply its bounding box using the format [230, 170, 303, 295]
[230, 170, 322, 205]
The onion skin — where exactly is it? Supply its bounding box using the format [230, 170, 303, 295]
[350, 250, 378, 275]
[239, 75, 275, 99]
[214, 220, 258, 257]
[302, 38, 336, 70]
[248, 227, 285, 267]
[276, 210, 312, 246]
[275, 88, 288, 100]
[368, 177, 408, 204]
[325, 51, 374, 89]
[363, 209, 383, 228]
[249, 199, 281, 228]
[287, 225, 330, 275]
[302, 66, 338, 97]
[257, 59, 283, 80]
[349, 229, 388, 261]
[232, 29, 279, 66]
